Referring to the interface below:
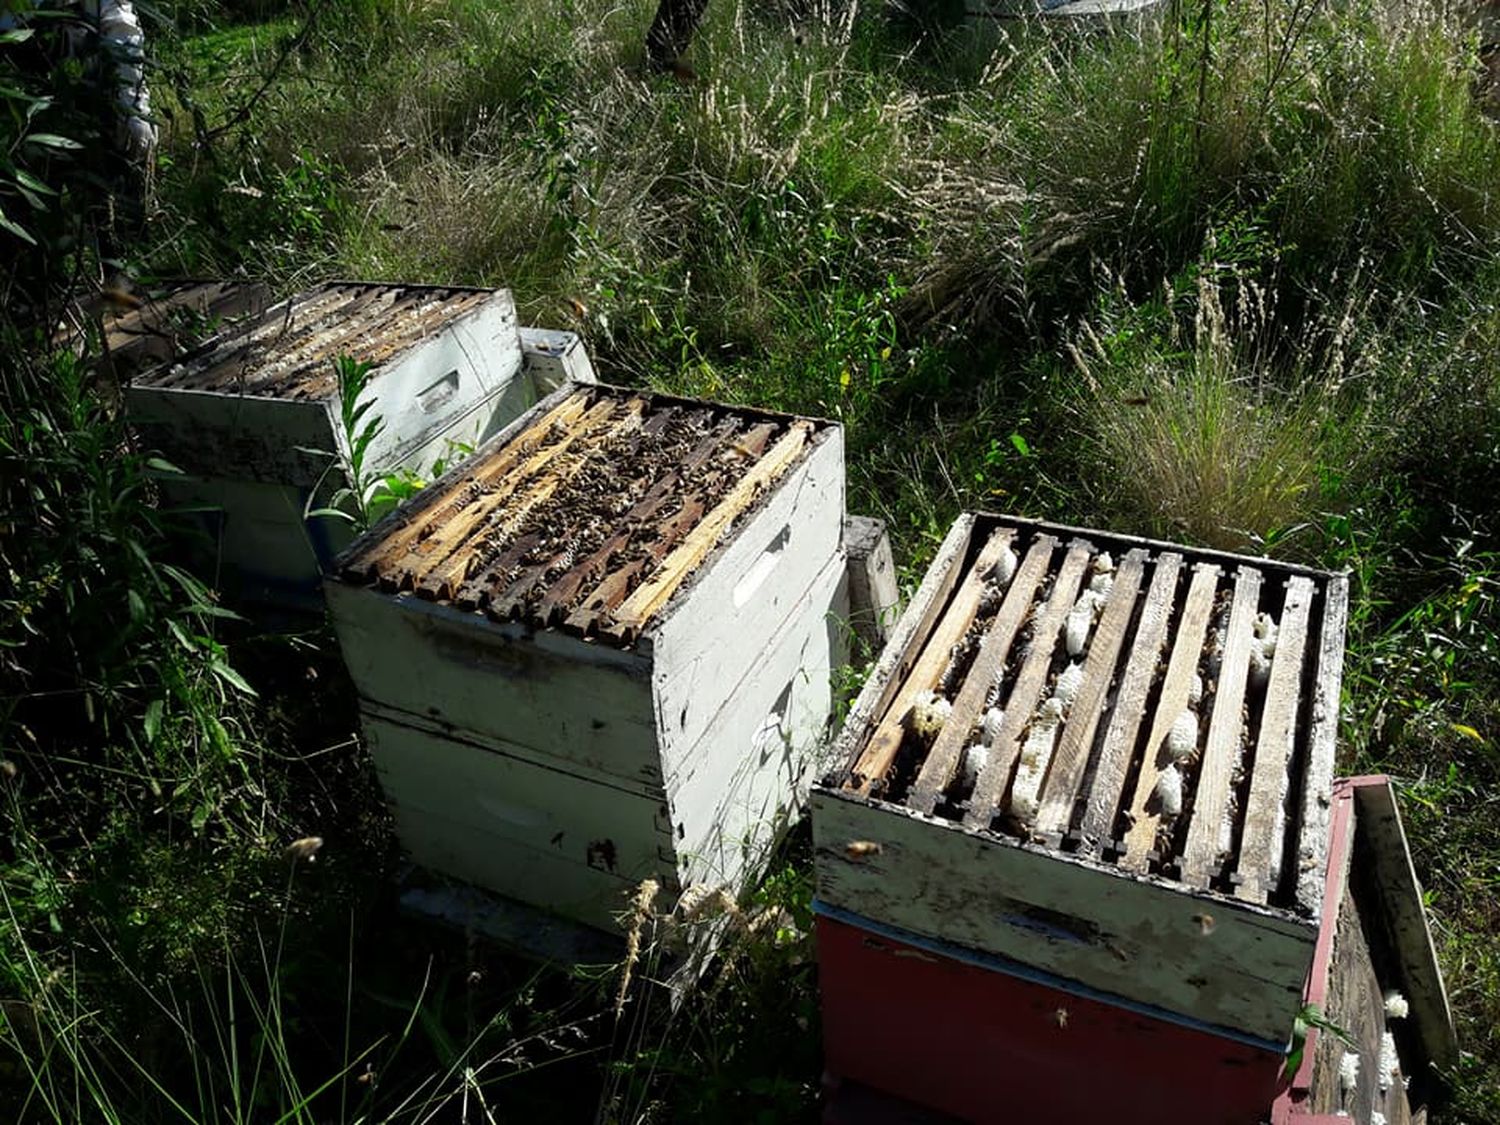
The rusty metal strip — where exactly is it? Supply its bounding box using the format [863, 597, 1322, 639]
[906, 537, 1054, 815]
[1033, 548, 1149, 842]
[1117, 562, 1221, 872]
[1074, 553, 1182, 855]
[963, 539, 1094, 830]
[1179, 565, 1264, 888]
[1234, 575, 1315, 903]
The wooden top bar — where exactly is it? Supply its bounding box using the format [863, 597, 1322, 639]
[139, 282, 500, 400]
[335, 383, 833, 644]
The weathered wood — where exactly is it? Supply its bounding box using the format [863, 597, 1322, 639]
[1297, 575, 1351, 917]
[858, 519, 974, 754]
[849, 528, 1021, 796]
[346, 388, 592, 579]
[1075, 553, 1182, 855]
[1234, 576, 1315, 903]
[519, 326, 598, 390]
[403, 394, 628, 590]
[906, 537, 1055, 815]
[608, 421, 813, 633]
[1033, 548, 1148, 840]
[964, 539, 1094, 829]
[844, 515, 902, 658]
[811, 789, 1317, 1043]
[669, 556, 846, 891]
[1353, 779, 1459, 1071]
[823, 516, 974, 786]
[1309, 878, 1390, 1121]
[1118, 562, 1221, 871]
[420, 400, 648, 601]
[1180, 566, 1264, 887]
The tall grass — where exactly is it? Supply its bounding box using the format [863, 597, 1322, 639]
[5, 0, 1499, 1118]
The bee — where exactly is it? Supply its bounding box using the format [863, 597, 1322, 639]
[1052, 1007, 1070, 1029]
[844, 840, 882, 860]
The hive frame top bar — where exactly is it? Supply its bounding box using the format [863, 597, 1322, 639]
[136, 281, 511, 398]
[817, 509, 1349, 915]
[331, 380, 840, 641]
[824, 510, 1346, 784]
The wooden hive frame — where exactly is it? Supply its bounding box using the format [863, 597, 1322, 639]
[812, 511, 1350, 1045]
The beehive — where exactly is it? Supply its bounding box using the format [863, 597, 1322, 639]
[327, 382, 847, 932]
[813, 511, 1350, 1060]
[125, 282, 564, 605]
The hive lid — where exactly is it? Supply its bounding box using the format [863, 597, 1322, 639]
[139, 282, 512, 400]
[825, 512, 1349, 917]
[335, 383, 836, 645]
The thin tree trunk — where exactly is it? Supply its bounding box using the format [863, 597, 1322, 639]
[645, 0, 709, 69]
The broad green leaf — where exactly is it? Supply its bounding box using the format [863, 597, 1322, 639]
[0, 29, 35, 45]
[0, 202, 36, 245]
[190, 800, 213, 832]
[24, 133, 84, 151]
[12, 167, 55, 196]
[143, 698, 163, 743]
[211, 658, 257, 697]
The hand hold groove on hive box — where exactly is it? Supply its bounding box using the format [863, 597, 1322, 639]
[327, 382, 847, 938]
[812, 511, 1349, 1047]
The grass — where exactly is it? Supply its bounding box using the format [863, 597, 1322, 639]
[4, 0, 1500, 1119]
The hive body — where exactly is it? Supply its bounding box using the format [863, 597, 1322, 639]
[126, 283, 572, 605]
[812, 511, 1352, 1119]
[328, 383, 847, 934]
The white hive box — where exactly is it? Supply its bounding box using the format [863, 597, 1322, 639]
[813, 511, 1350, 1048]
[125, 282, 578, 606]
[327, 382, 847, 933]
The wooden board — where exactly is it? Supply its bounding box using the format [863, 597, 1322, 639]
[1235, 576, 1315, 903]
[1352, 779, 1458, 1071]
[1181, 566, 1264, 886]
[906, 536, 1056, 815]
[1296, 576, 1350, 918]
[1309, 879, 1415, 1124]
[1118, 562, 1221, 871]
[350, 388, 591, 578]
[1033, 548, 1149, 841]
[325, 580, 663, 786]
[820, 516, 975, 787]
[1074, 552, 1182, 855]
[849, 528, 1021, 795]
[812, 788, 1316, 1043]
[964, 539, 1095, 829]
